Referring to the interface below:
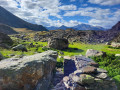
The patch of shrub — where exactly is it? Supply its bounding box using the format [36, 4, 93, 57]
[91, 54, 120, 77]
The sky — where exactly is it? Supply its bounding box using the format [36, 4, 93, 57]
[0, 0, 120, 28]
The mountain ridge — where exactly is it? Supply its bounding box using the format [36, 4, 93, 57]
[0, 6, 47, 31]
[46, 24, 105, 30]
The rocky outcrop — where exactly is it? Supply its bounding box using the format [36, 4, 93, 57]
[48, 38, 69, 50]
[0, 32, 13, 48]
[0, 50, 58, 90]
[53, 56, 117, 90]
[12, 44, 27, 52]
[86, 49, 106, 57]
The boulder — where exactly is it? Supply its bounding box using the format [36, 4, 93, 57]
[0, 50, 58, 90]
[111, 42, 120, 48]
[0, 32, 13, 47]
[48, 38, 69, 50]
[12, 44, 27, 52]
[86, 49, 106, 57]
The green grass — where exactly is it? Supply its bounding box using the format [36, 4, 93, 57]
[62, 43, 120, 56]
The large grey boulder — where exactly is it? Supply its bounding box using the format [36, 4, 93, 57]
[12, 44, 27, 52]
[0, 50, 58, 90]
[48, 38, 69, 50]
[86, 49, 106, 57]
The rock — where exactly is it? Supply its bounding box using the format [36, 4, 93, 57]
[74, 70, 82, 76]
[86, 49, 106, 57]
[29, 43, 34, 47]
[97, 68, 107, 73]
[88, 62, 99, 67]
[12, 44, 27, 52]
[0, 53, 3, 60]
[115, 54, 120, 57]
[63, 76, 69, 82]
[82, 66, 97, 74]
[74, 84, 86, 90]
[0, 50, 58, 90]
[96, 73, 108, 79]
[79, 74, 95, 84]
[0, 32, 13, 47]
[111, 42, 120, 48]
[48, 38, 69, 50]
[106, 42, 111, 45]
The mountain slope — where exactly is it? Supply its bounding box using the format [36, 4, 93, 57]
[0, 6, 47, 31]
[0, 24, 18, 34]
[110, 21, 120, 31]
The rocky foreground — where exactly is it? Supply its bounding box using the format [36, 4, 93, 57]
[0, 50, 118, 90]
[0, 50, 58, 90]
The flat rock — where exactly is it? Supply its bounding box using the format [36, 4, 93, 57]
[96, 73, 108, 79]
[82, 66, 97, 74]
[97, 68, 107, 73]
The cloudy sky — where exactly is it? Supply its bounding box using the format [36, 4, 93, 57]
[0, 0, 120, 28]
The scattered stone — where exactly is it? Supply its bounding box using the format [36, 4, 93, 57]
[74, 70, 82, 76]
[82, 66, 97, 74]
[12, 44, 27, 52]
[0, 50, 58, 90]
[111, 42, 120, 48]
[115, 54, 120, 57]
[48, 38, 69, 50]
[96, 73, 108, 79]
[86, 49, 106, 57]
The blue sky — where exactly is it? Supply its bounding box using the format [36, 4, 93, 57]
[0, 0, 120, 28]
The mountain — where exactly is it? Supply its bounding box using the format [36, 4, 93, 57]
[57, 25, 69, 30]
[73, 24, 105, 30]
[47, 24, 105, 30]
[46, 26, 58, 30]
[0, 24, 18, 34]
[110, 21, 120, 31]
[0, 6, 47, 31]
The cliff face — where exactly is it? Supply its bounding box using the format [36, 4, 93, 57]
[0, 6, 48, 31]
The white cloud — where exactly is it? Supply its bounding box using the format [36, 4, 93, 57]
[59, 4, 77, 10]
[64, 7, 120, 28]
[88, 0, 120, 6]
